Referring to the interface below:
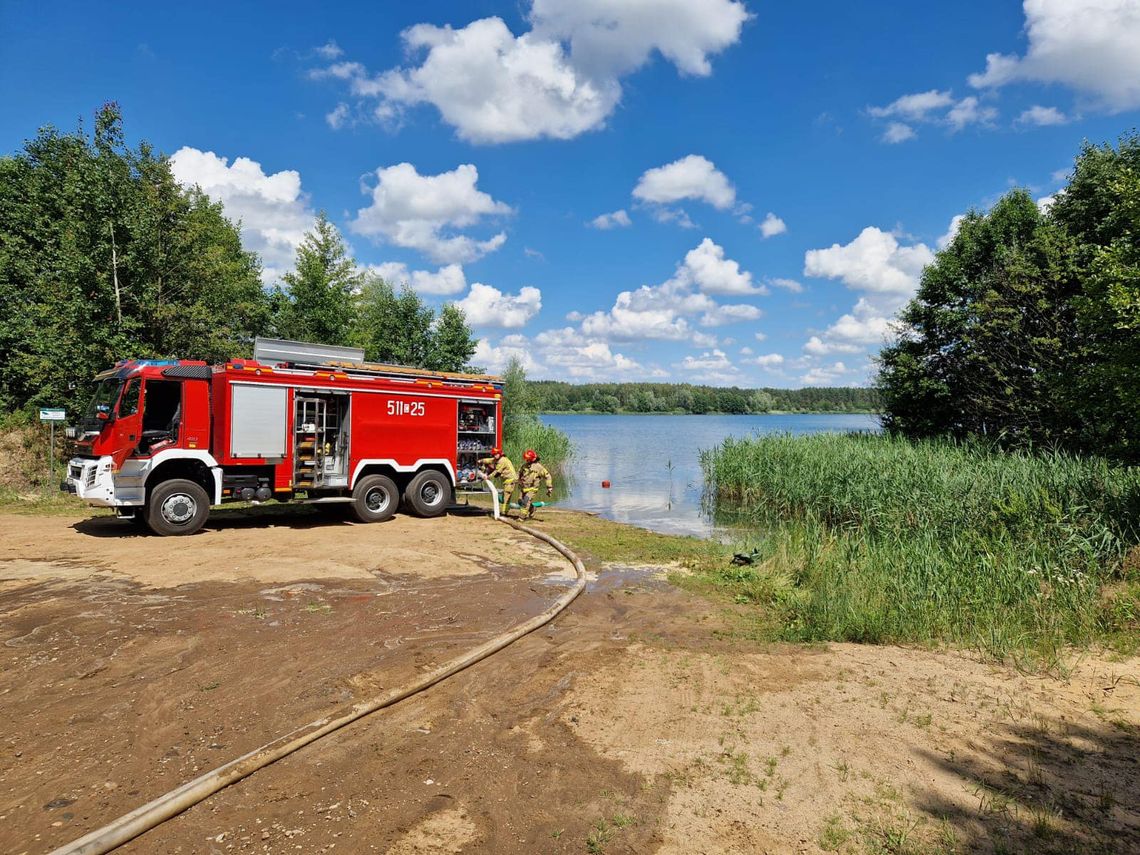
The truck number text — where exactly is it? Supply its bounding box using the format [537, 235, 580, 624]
[387, 400, 425, 417]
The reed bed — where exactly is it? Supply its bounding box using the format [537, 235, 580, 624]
[504, 415, 572, 473]
[700, 433, 1140, 660]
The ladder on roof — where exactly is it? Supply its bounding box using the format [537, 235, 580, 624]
[253, 337, 502, 388]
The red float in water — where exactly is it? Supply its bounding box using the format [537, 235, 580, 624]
[601, 480, 611, 488]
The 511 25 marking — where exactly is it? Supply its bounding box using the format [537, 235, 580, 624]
[387, 400, 425, 417]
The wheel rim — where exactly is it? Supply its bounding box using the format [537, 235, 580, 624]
[365, 486, 390, 513]
[161, 493, 197, 525]
[420, 481, 442, 506]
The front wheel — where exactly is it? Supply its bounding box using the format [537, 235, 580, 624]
[146, 479, 210, 536]
[351, 474, 399, 523]
[406, 470, 452, 518]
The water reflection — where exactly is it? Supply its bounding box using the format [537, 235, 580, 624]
[543, 413, 880, 538]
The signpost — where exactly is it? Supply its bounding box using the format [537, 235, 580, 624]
[39, 408, 66, 486]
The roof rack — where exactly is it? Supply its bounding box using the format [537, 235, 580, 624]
[320, 359, 503, 387]
[252, 337, 501, 387]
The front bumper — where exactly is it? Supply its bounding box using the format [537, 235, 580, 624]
[63, 456, 142, 507]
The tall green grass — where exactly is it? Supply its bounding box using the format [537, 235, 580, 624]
[700, 433, 1140, 659]
[504, 415, 572, 473]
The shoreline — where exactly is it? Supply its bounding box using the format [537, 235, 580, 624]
[537, 409, 881, 416]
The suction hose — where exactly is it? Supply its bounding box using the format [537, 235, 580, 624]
[47, 513, 586, 855]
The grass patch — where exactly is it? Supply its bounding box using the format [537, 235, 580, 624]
[528, 508, 727, 567]
[697, 433, 1140, 661]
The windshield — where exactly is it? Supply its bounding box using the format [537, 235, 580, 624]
[83, 378, 124, 421]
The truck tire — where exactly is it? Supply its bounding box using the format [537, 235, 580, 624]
[351, 474, 399, 523]
[146, 479, 210, 536]
[406, 470, 451, 518]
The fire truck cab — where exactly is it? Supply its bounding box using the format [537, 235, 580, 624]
[63, 338, 503, 536]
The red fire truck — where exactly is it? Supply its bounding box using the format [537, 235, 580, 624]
[63, 338, 503, 536]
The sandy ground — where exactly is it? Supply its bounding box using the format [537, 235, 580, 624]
[0, 509, 1137, 855]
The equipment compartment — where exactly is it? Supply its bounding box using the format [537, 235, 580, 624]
[456, 401, 497, 490]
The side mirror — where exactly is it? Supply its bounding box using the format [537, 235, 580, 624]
[96, 404, 113, 422]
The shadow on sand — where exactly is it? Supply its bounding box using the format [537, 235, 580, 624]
[68, 502, 494, 538]
[911, 705, 1139, 853]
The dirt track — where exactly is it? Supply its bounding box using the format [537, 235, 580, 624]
[1, 508, 1138, 854]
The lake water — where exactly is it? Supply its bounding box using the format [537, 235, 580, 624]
[541, 413, 881, 538]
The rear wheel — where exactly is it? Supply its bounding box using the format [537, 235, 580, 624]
[146, 479, 210, 536]
[351, 474, 399, 523]
[406, 470, 451, 518]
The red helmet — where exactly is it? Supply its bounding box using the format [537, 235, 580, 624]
[491, 447, 502, 456]
[523, 449, 538, 463]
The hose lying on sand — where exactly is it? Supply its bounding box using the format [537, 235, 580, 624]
[47, 512, 586, 855]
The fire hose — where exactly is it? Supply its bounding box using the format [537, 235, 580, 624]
[46, 495, 585, 855]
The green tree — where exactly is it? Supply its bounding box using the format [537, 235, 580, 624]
[502, 355, 534, 440]
[276, 213, 360, 345]
[878, 190, 1081, 446]
[1050, 134, 1140, 460]
[352, 274, 477, 372]
[0, 104, 268, 415]
[749, 390, 776, 412]
[879, 133, 1140, 461]
[428, 304, 478, 372]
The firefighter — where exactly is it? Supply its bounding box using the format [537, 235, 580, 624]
[518, 449, 553, 519]
[477, 447, 517, 514]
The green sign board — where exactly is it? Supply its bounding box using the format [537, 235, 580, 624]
[39, 408, 66, 421]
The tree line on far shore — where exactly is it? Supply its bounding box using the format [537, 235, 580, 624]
[528, 381, 878, 414]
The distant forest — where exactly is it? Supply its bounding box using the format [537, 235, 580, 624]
[528, 381, 879, 414]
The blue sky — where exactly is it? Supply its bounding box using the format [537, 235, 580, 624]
[3, 1, 1139, 386]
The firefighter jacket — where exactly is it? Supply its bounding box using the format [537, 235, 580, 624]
[478, 455, 517, 483]
[519, 461, 553, 492]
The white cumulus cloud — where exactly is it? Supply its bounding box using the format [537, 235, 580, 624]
[804, 335, 863, 356]
[473, 335, 542, 373]
[870, 90, 997, 140]
[746, 353, 784, 369]
[700, 303, 762, 327]
[576, 238, 761, 343]
[368, 262, 467, 296]
[804, 227, 934, 296]
[314, 1, 747, 144]
[969, 0, 1140, 112]
[532, 327, 645, 378]
[678, 348, 733, 372]
[673, 237, 764, 295]
[589, 209, 632, 229]
[801, 361, 852, 386]
[759, 212, 787, 238]
[633, 154, 737, 210]
[351, 162, 511, 264]
[945, 96, 998, 131]
[869, 89, 956, 121]
[169, 147, 317, 284]
[530, 0, 750, 78]
[1018, 104, 1069, 126]
[882, 122, 916, 144]
[804, 227, 933, 360]
[455, 283, 542, 328]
